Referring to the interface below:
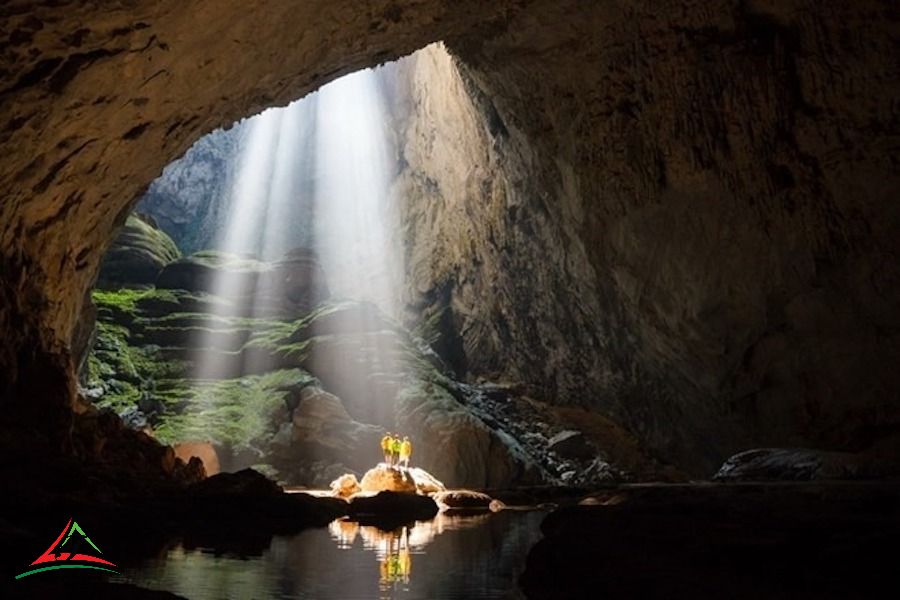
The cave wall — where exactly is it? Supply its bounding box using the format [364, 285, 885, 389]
[1, 1, 898, 473]
[394, 1, 900, 471]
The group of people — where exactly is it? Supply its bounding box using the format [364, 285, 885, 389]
[381, 433, 412, 468]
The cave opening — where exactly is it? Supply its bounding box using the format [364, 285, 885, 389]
[86, 43, 633, 493]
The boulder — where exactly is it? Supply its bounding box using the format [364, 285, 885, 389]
[347, 490, 439, 524]
[97, 213, 181, 288]
[174, 441, 221, 476]
[285, 386, 384, 474]
[548, 430, 595, 460]
[713, 448, 865, 481]
[359, 464, 417, 493]
[431, 490, 495, 511]
[408, 467, 446, 494]
[330, 473, 362, 498]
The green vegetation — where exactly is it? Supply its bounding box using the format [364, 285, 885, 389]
[86, 281, 449, 464]
[152, 369, 315, 448]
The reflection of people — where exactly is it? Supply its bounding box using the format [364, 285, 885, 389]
[399, 436, 412, 469]
[391, 436, 402, 467]
[381, 432, 393, 465]
[379, 526, 413, 586]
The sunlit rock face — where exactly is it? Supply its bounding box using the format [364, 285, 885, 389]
[1, 1, 898, 477]
[390, 6, 900, 472]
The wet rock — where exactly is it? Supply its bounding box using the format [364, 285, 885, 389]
[713, 448, 866, 481]
[548, 430, 595, 460]
[359, 464, 417, 493]
[431, 490, 495, 511]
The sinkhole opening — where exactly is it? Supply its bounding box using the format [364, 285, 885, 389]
[83, 43, 637, 491]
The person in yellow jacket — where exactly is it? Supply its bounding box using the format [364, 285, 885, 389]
[391, 436, 402, 467]
[381, 432, 394, 465]
[399, 436, 412, 469]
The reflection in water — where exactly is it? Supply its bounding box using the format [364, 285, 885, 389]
[113, 511, 544, 600]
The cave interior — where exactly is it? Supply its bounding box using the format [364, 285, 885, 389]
[0, 1, 898, 599]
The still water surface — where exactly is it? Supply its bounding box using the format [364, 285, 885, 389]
[114, 511, 545, 600]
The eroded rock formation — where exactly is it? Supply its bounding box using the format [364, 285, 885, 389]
[1, 1, 898, 477]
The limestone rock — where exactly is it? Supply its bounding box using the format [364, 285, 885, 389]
[359, 464, 417, 494]
[408, 467, 446, 494]
[97, 214, 181, 288]
[330, 473, 362, 498]
[156, 249, 328, 315]
[548, 430, 595, 460]
[285, 386, 384, 474]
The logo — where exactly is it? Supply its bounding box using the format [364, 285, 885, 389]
[15, 518, 119, 580]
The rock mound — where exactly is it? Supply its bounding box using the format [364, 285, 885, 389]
[97, 213, 181, 288]
[359, 464, 417, 493]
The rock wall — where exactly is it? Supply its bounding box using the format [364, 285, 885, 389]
[393, 2, 900, 472]
[1, 1, 898, 475]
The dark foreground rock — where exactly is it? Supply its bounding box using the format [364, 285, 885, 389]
[347, 491, 439, 529]
[520, 482, 900, 600]
[431, 490, 495, 511]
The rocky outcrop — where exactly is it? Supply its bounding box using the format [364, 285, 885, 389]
[391, 11, 900, 474]
[713, 447, 875, 481]
[359, 464, 417, 494]
[547, 430, 595, 461]
[137, 127, 243, 255]
[156, 248, 328, 316]
[97, 214, 181, 288]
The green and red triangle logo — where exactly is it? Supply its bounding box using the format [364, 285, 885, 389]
[15, 518, 119, 579]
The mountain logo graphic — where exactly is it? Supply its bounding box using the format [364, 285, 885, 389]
[14, 518, 119, 579]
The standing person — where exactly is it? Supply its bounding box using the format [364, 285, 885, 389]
[399, 436, 412, 469]
[391, 435, 402, 468]
[381, 432, 393, 465]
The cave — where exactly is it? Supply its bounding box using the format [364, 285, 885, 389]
[1, 2, 898, 599]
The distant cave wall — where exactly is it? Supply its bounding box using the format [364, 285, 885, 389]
[393, 1, 900, 472]
[0, 1, 897, 474]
